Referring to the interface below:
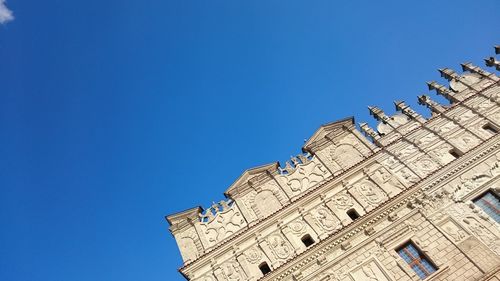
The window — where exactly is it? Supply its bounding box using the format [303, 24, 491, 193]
[473, 190, 500, 223]
[397, 241, 437, 279]
[449, 149, 461, 159]
[301, 234, 315, 247]
[482, 123, 498, 135]
[259, 262, 271, 275]
[347, 208, 360, 221]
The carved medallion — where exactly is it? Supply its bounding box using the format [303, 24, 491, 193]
[268, 234, 292, 260]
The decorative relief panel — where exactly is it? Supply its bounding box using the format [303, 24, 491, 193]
[330, 192, 354, 211]
[215, 261, 247, 281]
[242, 180, 287, 220]
[410, 156, 440, 177]
[429, 143, 456, 165]
[350, 179, 388, 210]
[452, 109, 476, 124]
[413, 132, 438, 147]
[311, 205, 341, 232]
[393, 144, 419, 159]
[244, 247, 263, 265]
[395, 167, 420, 187]
[179, 229, 204, 262]
[370, 167, 405, 197]
[448, 203, 500, 255]
[450, 132, 481, 151]
[277, 154, 330, 196]
[349, 258, 393, 281]
[432, 120, 458, 135]
[334, 143, 365, 169]
[267, 233, 293, 261]
[288, 219, 308, 236]
[471, 97, 496, 112]
[438, 218, 468, 243]
[198, 200, 247, 247]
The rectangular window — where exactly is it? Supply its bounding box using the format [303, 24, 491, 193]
[473, 190, 500, 223]
[397, 242, 437, 279]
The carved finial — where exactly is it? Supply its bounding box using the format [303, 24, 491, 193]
[461, 62, 498, 81]
[485, 57, 500, 71]
[394, 101, 425, 122]
[438, 68, 459, 81]
[418, 95, 446, 114]
[426, 81, 458, 103]
[495, 45, 500, 55]
[359, 122, 380, 142]
[368, 106, 389, 122]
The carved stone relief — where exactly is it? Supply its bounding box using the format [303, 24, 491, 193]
[331, 192, 354, 210]
[371, 167, 405, 197]
[410, 156, 439, 177]
[267, 234, 293, 260]
[244, 247, 263, 264]
[395, 167, 419, 187]
[432, 121, 458, 135]
[453, 109, 476, 123]
[453, 172, 492, 202]
[350, 258, 393, 281]
[463, 216, 499, 255]
[312, 206, 341, 232]
[288, 219, 307, 236]
[451, 132, 480, 151]
[179, 229, 203, 262]
[243, 180, 286, 220]
[439, 218, 468, 243]
[278, 155, 329, 195]
[351, 180, 388, 209]
[217, 261, 246, 281]
[394, 144, 418, 159]
[429, 143, 456, 165]
[198, 201, 247, 247]
[413, 132, 438, 147]
[472, 97, 495, 111]
[334, 144, 364, 169]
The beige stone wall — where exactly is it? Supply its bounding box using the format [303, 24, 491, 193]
[166, 54, 500, 281]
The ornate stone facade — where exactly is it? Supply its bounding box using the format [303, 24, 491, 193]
[166, 46, 500, 281]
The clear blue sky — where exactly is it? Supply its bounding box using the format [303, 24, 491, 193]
[0, 1, 498, 280]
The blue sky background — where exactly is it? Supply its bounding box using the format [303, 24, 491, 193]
[0, 1, 499, 280]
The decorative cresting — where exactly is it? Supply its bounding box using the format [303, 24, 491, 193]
[277, 153, 330, 197]
[198, 200, 248, 248]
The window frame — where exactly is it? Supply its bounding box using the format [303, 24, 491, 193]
[396, 240, 438, 280]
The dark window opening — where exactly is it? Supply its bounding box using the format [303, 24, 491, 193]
[473, 190, 500, 223]
[449, 149, 461, 159]
[259, 262, 271, 275]
[347, 208, 360, 221]
[396, 241, 437, 279]
[483, 123, 498, 134]
[301, 234, 315, 247]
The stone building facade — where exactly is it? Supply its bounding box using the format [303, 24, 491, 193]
[166, 46, 500, 281]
